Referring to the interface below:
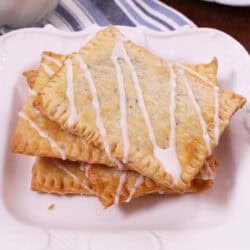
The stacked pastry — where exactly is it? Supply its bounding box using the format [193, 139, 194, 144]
[11, 26, 246, 207]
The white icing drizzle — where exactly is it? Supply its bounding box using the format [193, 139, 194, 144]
[79, 163, 85, 172]
[176, 63, 220, 146]
[85, 164, 91, 178]
[79, 163, 92, 178]
[158, 190, 165, 195]
[27, 86, 37, 96]
[178, 69, 211, 155]
[176, 63, 214, 85]
[151, 64, 181, 184]
[57, 162, 78, 182]
[116, 42, 156, 145]
[65, 59, 77, 127]
[75, 54, 123, 170]
[111, 41, 130, 164]
[207, 165, 215, 181]
[19, 111, 66, 160]
[200, 160, 215, 181]
[114, 173, 127, 205]
[125, 175, 144, 203]
[32, 107, 40, 115]
[114, 40, 181, 183]
[43, 55, 62, 67]
[41, 63, 54, 76]
[56, 161, 93, 193]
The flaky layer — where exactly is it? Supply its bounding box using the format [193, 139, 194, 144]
[32, 157, 216, 207]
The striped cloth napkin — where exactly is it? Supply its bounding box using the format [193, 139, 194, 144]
[46, 0, 195, 31]
[0, 0, 194, 35]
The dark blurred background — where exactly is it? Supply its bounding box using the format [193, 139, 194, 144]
[161, 0, 250, 52]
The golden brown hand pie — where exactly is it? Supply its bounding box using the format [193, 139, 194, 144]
[12, 50, 218, 173]
[33, 26, 245, 189]
[16, 54, 218, 206]
[20, 53, 217, 207]
[32, 157, 217, 208]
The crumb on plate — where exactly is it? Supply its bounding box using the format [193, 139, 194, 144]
[48, 203, 55, 210]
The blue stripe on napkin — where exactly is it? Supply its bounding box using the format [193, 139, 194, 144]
[91, 0, 136, 26]
[132, 0, 174, 30]
[0, 0, 192, 35]
[55, 4, 82, 31]
[52, 0, 193, 32]
[115, 0, 162, 30]
[74, 0, 110, 26]
[143, 0, 189, 26]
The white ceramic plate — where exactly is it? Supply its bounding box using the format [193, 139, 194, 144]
[203, 0, 250, 6]
[0, 25, 250, 250]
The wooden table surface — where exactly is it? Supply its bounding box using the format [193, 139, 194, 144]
[162, 0, 250, 53]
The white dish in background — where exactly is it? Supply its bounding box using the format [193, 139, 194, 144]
[0, 24, 250, 250]
[203, 0, 250, 6]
